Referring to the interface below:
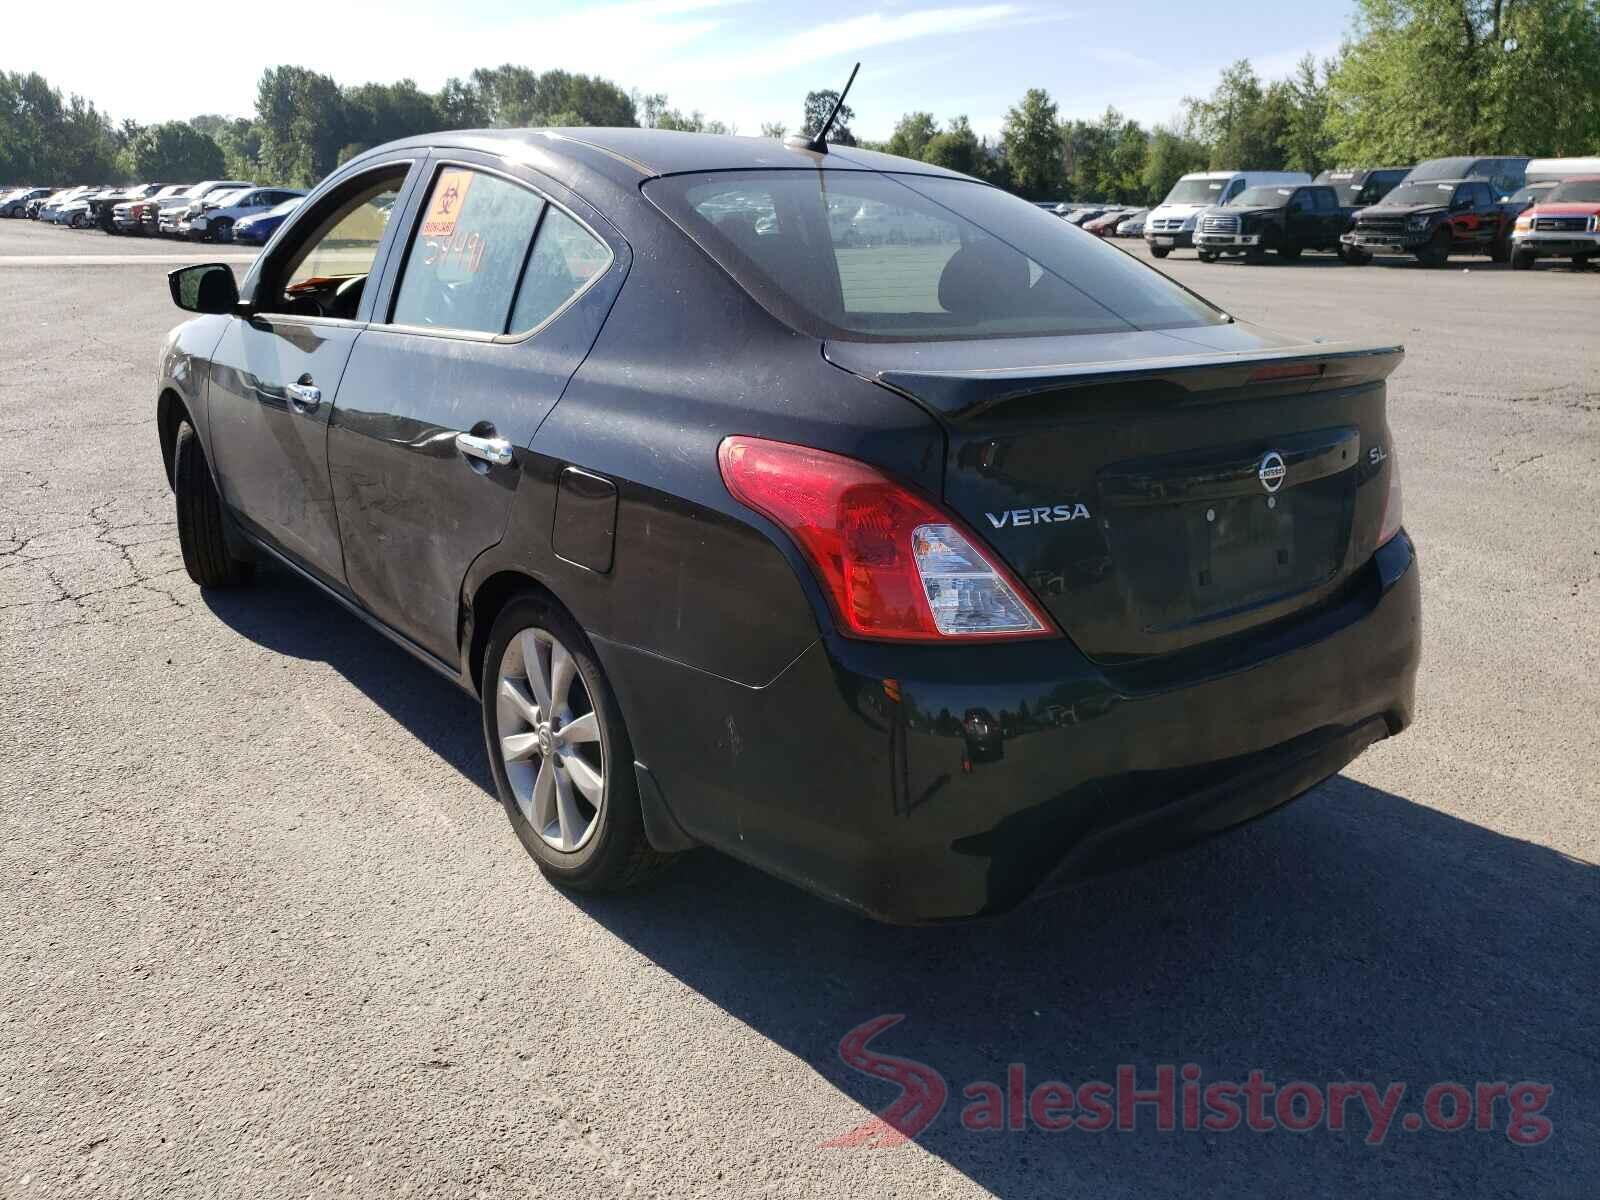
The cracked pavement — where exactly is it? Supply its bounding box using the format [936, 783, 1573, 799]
[1, 220, 1597, 1199]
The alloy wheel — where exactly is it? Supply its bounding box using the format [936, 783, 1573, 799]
[495, 627, 606, 853]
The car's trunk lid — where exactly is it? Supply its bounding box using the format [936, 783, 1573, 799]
[825, 324, 1404, 662]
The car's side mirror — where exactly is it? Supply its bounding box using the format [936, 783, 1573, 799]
[168, 263, 239, 314]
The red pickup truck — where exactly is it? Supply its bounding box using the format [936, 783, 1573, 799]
[1510, 176, 1600, 270]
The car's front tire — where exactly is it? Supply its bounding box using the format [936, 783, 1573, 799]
[1417, 229, 1452, 267]
[1196, 249, 1217, 262]
[173, 420, 254, 589]
[1149, 245, 1169, 258]
[1511, 249, 1535, 271]
[482, 596, 673, 893]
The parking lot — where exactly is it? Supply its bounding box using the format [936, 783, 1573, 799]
[2, 214, 1596, 1197]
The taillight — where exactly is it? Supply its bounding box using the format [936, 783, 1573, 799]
[1377, 448, 1404, 546]
[718, 436, 1054, 642]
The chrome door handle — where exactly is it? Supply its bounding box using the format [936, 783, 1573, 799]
[286, 382, 321, 412]
[455, 432, 514, 467]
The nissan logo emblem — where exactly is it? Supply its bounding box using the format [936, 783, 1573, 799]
[1258, 451, 1286, 493]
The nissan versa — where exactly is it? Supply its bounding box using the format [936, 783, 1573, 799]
[156, 128, 1420, 923]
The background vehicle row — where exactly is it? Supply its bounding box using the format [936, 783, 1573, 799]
[0, 180, 303, 242]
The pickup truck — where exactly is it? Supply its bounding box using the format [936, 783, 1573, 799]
[1341, 178, 1513, 266]
[1510, 175, 1600, 270]
[1194, 184, 1354, 262]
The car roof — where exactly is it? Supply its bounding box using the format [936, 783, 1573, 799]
[348, 127, 976, 187]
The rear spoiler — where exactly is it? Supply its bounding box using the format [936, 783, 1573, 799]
[853, 341, 1406, 424]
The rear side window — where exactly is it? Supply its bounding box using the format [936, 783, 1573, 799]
[645, 171, 1223, 342]
[509, 205, 612, 332]
[391, 166, 612, 336]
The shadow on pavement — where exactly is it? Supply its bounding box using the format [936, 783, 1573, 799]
[574, 780, 1598, 1195]
[205, 562, 1598, 1195]
[202, 561, 492, 797]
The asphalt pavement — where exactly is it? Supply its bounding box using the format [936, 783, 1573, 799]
[1, 218, 1596, 1198]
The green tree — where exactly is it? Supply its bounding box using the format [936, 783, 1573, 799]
[436, 77, 490, 129]
[921, 115, 983, 175]
[886, 111, 939, 160]
[0, 72, 121, 182]
[467, 66, 636, 127]
[256, 66, 347, 186]
[344, 80, 444, 150]
[1283, 54, 1336, 174]
[127, 121, 225, 180]
[759, 120, 788, 139]
[192, 114, 263, 179]
[1183, 59, 1289, 169]
[1001, 88, 1064, 199]
[1328, 0, 1600, 162]
[1141, 124, 1210, 203]
[802, 89, 856, 145]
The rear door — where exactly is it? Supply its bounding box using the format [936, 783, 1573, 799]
[207, 159, 420, 587]
[327, 152, 629, 663]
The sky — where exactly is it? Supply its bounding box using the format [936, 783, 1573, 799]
[9, 0, 1356, 141]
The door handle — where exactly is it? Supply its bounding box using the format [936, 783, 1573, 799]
[455, 432, 514, 467]
[287, 382, 322, 412]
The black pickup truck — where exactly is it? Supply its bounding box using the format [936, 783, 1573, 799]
[1341, 178, 1514, 266]
[1193, 184, 1354, 262]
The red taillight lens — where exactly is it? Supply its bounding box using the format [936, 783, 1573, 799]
[1377, 448, 1403, 546]
[718, 436, 1054, 642]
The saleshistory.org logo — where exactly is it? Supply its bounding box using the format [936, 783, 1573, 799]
[821, 1016, 1555, 1148]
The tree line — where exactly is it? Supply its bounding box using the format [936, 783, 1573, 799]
[3, 0, 1596, 201]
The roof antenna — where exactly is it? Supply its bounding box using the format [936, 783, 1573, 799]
[787, 62, 860, 154]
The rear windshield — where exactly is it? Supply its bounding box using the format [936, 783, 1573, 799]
[1547, 179, 1600, 203]
[644, 171, 1223, 343]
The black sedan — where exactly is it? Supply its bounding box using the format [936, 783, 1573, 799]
[157, 129, 1420, 923]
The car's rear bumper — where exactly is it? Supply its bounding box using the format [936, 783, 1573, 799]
[599, 533, 1421, 923]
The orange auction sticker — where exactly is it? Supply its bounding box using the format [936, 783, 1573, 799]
[421, 170, 474, 238]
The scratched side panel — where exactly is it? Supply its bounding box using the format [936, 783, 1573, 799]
[463, 217, 944, 842]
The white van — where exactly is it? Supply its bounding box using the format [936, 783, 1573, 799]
[1525, 157, 1600, 184]
[1144, 170, 1311, 257]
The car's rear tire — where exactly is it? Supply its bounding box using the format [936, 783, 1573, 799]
[1150, 246, 1170, 259]
[173, 421, 254, 589]
[482, 595, 674, 893]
